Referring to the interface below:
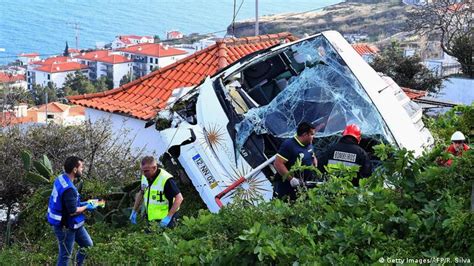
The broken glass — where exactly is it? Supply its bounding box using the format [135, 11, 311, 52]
[235, 35, 395, 150]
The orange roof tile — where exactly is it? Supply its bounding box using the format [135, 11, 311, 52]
[401, 87, 427, 100]
[351, 43, 379, 56]
[35, 62, 88, 73]
[119, 43, 187, 58]
[31, 56, 70, 66]
[36, 102, 70, 113]
[19, 53, 40, 57]
[68, 32, 297, 120]
[0, 72, 25, 83]
[75, 50, 110, 61]
[95, 54, 133, 64]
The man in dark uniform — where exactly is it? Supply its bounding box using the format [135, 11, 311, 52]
[273, 122, 317, 200]
[317, 124, 372, 186]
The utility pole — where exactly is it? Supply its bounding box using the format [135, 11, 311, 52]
[255, 0, 259, 36]
[45, 90, 48, 123]
[67, 22, 81, 49]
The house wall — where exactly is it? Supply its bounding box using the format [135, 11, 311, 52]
[86, 108, 166, 156]
[144, 54, 188, 74]
[112, 62, 132, 88]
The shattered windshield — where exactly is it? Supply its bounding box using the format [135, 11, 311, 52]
[235, 35, 395, 149]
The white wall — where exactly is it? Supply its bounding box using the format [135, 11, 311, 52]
[86, 108, 166, 156]
[144, 54, 188, 74]
[112, 63, 132, 88]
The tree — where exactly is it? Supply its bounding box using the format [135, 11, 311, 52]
[119, 72, 133, 86]
[63, 41, 70, 57]
[30, 82, 59, 105]
[408, 0, 473, 77]
[1, 81, 33, 111]
[62, 71, 96, 96]
[370, 42, 443, 92]
[94, 76, 114, 92]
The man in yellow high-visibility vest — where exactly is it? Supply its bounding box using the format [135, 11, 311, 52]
[129, 156, 184, 228]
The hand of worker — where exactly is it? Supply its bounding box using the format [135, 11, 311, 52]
[160, 216, 172, 228]
[290, 177, 304, 188]
[129, 210, 137, 224]
[85, 202, 97, 211]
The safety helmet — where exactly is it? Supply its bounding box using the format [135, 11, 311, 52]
[450, 131, 466, 142]
[342, 124, 361, 143]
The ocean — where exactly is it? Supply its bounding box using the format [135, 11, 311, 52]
[0, 0, 340, 65]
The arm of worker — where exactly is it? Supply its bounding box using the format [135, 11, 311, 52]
[313, 153, 318, 167]
[62, 188, 88, 216]
[167, 193, 183, 217]
[274, 141, 293, 181]
[164, 179, 183, 217]
[274, 155, 291, 181]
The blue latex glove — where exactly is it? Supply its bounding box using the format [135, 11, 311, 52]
[129, 210, 137, 224]
[79, 201, 88, 207]
[85, 202, 97, 211]
[160, 216, 172, 228]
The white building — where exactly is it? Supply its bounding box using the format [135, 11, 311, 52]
[424, 52, 461, 77]
[32, 61, 89, 88]
[166, 30, 183, 40]
[18, 53, 40, 65]
[76, 50, 132, 87]
[111, 35, 154, 49]
[0, 72, 27, 91]
[119, 43, 188, 77]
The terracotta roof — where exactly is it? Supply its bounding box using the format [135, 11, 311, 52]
[36, 102, 70, 113]
[31, 56, 70, 66]
[95, 54, 133, 64]
[75, 50, 110, 61]
[34, 62, 88, 73]
[0, 102, 85, 126]
[68, 48, 81, 53]
[69, 105, 86, 116]
[19, 53, 39, 57]
[119, 43, 187, 58]
[0, 111, 38, 126]
[401, 87, 427, 100]
[351, 43, 379, 55]
[0, 72, 25, 83]
[69, 32, 297, 120]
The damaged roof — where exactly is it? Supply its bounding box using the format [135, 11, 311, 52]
[68, 32, 297, 120]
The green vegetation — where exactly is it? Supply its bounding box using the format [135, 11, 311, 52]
[1, 105, 473, 264]
[370, 41, 443, 92]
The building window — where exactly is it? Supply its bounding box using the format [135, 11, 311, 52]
[149, 58, 153, 63]
[155, 58, 158, 64]
[47, 74, 51, 80]
[150, 65, 153, 71]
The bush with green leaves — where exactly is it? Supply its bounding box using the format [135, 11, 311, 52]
[1, 105, 472, 263]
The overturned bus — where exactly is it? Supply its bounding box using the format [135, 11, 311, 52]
[156, 31, 433, 213]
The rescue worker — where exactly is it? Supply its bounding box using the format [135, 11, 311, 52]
[129, 156, 184, 228]
[273, 122, 318, 200]
[47, 156, 97, 266]
[440, 131, 470, 166]
[317, 124, 372, 186]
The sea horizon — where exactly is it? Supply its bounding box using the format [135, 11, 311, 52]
[0, 0, 341, 65]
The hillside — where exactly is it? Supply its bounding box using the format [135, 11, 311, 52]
[228, 1, 413, 42]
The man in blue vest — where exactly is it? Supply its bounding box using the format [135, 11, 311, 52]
[273, 122, 318, 200]
[129, 156, 184, 228]
[47, 156, 97, 266]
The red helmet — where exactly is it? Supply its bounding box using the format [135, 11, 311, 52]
[342, 124, 361, 143]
